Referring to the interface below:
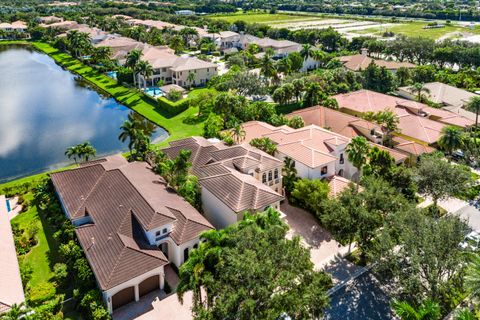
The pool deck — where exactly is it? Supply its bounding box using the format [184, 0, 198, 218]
[0, 195, 25, 314]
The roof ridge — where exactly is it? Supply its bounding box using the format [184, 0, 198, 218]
[72, 167, 107, 217]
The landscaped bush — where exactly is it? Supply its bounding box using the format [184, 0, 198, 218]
[12, 222, 39, 255]
[29, 282, 56, 306]
[80, 289, 110, 320]
[157, 96, 189, 115]
[166, 89, 182, 102]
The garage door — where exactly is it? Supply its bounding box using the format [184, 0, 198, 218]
[139, 275, 160, 297]
[112, 286, 135, 311]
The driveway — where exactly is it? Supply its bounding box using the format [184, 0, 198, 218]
[280, 202, 350, 269]
[324, 272, 394, 320]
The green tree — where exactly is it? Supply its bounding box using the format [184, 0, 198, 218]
[231, 124, 246, 144]
[288, 115, 305, 129]
[282, 157, 298, 195]
[346, 136, 371, 183]
[303, 82, 324, 107]
[177, 209, 332, 319]
[136, 60, 153, 88]
[411, 82, 431, 103]
[466, 96, 480, 127]
[249, 137, 277, 156]
[438, 126, 463, 154]
[465, 254, 480, 297]
[203, 113, 224, 139]
[288, 52, 304, 72]
[392, 299, 441, 320]
[65, 145, 81, 164]
[291, 178, 329, 213]
[125, 49, 142, 86]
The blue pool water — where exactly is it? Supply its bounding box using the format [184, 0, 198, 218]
[106, 71, 117, 79]
[6, 199, 11, 212]
[144, 87, 164, 98]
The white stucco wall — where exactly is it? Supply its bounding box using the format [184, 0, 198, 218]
[201, 187, 238, 229]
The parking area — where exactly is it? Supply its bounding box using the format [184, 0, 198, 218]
[280, 201, 350, 269]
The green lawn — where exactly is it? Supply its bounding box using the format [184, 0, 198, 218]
[353, 22, 480, 40]
[31, 42, 204, 144]
[209, 12, 321, 24]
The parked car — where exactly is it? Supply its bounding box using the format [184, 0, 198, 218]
[460, 231, 480, 251]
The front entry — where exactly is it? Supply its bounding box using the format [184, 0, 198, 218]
[139, 275, 160, 297]
[160, 242, 169, 259]
[112, 286, 135, 311]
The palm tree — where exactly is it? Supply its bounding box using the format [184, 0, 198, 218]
[2, 303, 27, 320]
[119, 119, 140, 154]
[466, 96, 480, 127]
[231, 124, 246, 144]
[391, 299, 441, 320]
[311, 49, 326, 67]
[411, 82, 430, 103]
[92, 46, 112, 63]
[260, 53, 277, 85]
[303, 82, 324, 107]
[169, 35, 184, 54]
[465, 253, 480, 297]
[346, 136, 371, 183]
[67, 30, 92, 57]
[125, 49, 142, 86]
[187, 71, 196, 88]
[300, 43, 312, 61]
[276, 58, 292, 75]
[78, 142, 96, 162]
[438, 126, 463, 155]
[136, 60, 153, 88]
[375, 110, 399, 147]
[65, 145, 80, 164]
[282, 156, 298, 195]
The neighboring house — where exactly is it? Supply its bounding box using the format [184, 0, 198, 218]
[61, 25, 110, 44]
[333, 90, 474, 145]
[0, 195, 25, 315]
[37, 16, 64, 24]
[51, 155, 213, 314]
[241, 121, 358, 181]
[397, 82, 480, 122]
[245, 36, 302, 58]
[288, 106, 426, 160]
[203, 31, 240, 50]
[0, 20, 27, 33]
[95, 36, 217, 87]
[338, 49, 416, 72]
[162, 137, 284, 229]
[41, 20, 80, 30]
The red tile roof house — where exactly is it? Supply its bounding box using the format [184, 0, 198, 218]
[240, 121, 361, 182]
[338, 49, 416, 72]
[288, 106, 429, 161]
[162, 137, 284, 229]
[333, 90, 474, 146]
[51, 155, 213, 314]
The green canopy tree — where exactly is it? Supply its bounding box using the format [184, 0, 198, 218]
[466, 96, 480, 127]
[438, 126, 463, 154]
[346, 136, 371, 183]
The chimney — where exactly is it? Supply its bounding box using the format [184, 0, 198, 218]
[361, 48, 368, 56]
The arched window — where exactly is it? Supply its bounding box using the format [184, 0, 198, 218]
[338, 169, 344, 177]
[262, 173, 267, 183]
[268, 171, 273, 181]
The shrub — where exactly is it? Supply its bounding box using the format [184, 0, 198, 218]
[20, 262, 33, 289]
[53, 263, 68, 285]
[157, 97, 189, 115]
[29, 282, 56, 306]
[166, 89, 182, 102]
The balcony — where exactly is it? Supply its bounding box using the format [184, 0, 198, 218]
[155, 232, 170, 242]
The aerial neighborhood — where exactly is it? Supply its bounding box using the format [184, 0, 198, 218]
[1, 1, 480, 320]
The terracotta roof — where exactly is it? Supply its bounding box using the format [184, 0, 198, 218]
[51, 155, 213, 290]
[334, 90, 473, 144]
[162, 137, 284, 213]
[0, 195, 25, 313]
[338, 54, 416, 71]
[327, 175, 354, 198]
[393, 137, 436, 156]
[288, 106, 407, 163]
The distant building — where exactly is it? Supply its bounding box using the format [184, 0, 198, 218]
[338, 49, 416, 72]
[37, 16, 64, 24]
[0, 21, 27, 33]
[175, 10, 195, 15]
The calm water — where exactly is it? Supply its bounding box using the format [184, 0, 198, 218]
[0, 46, 168, 182]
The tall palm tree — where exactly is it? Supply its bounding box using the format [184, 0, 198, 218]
[136, 60, 153, 88]
[78, 142, 96, 162]
[375, 110, 399, 147]
[119, 119, 140, 154]
[67, 30, 92, 57]
[282, 156, 298, 194]
[187, 71, 196, 88]
[346, 136, 371, 183]
[260, 53, 277, 85]
[311, 49, 326, 67]
[300, 43, 312, 61]
[169, 35, 184, 54]
[231, 124, 246, 144]
[411, 82, 430, 103]
[92, 46, 112, 63]
[438, 126, 463, 155]
[303, 82, 323, 107]
[465, 253, 480, 297]
[65, 145, 80, 164]
[125, 49, 142, 86]
[391, 299, 441, 320]
[466, 96, 480, 127]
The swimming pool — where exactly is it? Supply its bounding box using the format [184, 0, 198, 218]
[6, 199, 11, 212]
[144, 87, 164, 98]
[106, 71, 117, 79]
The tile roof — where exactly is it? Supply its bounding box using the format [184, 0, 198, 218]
[327, 175, 354, 198]
[338, 54, 416, 71]
[162, 137, 284, 213]
[0, 195, 25, 313]
[334, 90, 474, 143]
[51, 155, 213, 290]
[392, 137, 436, 156]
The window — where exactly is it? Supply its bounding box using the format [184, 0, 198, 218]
[274, 169, 278, 179]
[193, 243, 198, 249]
[268, 171, 272, 181]
[370, 129, 376, 136]
[321, 166, 328, 175]
[207, 68, 209, 72]
[339, 153, 344, 165]
[184, 248, 189, 262]
[162, 68, 166, 72]
[338, 169, 344, 177]
[162, 228, 168, 234]
[155, 231, 161, 236]
[262, 173, 267, 183]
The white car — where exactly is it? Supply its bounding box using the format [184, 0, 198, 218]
[460, 231, 480, 251]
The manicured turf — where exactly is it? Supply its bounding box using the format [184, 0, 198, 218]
[31, 42, 204, 144]
[353, 22, 480, 40]
[209, 13, 320, 24]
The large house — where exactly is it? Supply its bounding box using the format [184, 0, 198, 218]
[240, 121, 358, 180]
[333, 90, 474, 145]
[95, 36, 217, 87]
[0, 21, 27, 33]
[51, 155, 213, 314]
[162, 137, 284, 229]
[338, 49, 416, 72]
[37, 16, 64, 24]
[288, 106, 432, 160]
[397, 82, 480, 122]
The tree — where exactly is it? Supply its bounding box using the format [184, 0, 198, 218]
[169, 35, 184, 54]
[411, 82, 431, 103]
[119, 119, 140, 155]
[249, 137, 277, 156]
[78, 142, 96, 162]
[300, 43, 312, 61]
[438, 126, 463, 154]
[203, 113, 224, 139]
[125, 49, 142, 86]
[303, 82, 324, 107]
[416, 152, 472, 214]
[187, 71, 196, 88]
[346, 136, 371, 183]
[288, 115, 305, 129]
[259, 53, 277, 84]
[465, 254, 480, 297]
[370, 110, 399, 147]
[392, 299, 441, 320]
[292, 78, 305, 102]
[282, 157, 298, 195]
[396, 67, 412, 87]
[155, 150, 192, 190]
[362, 62, 395, 93]
[291, 178, 330, 213]
[466, 96, 480, 127]
[136, 60, 153, 88]
[288, 52, 304, 72]
[231, 124, 246, 144]
[65, 145, 81, 164]
[1, 303, 27, 320]
[177, 209, 332, 319]
[363, 146, 395, 178]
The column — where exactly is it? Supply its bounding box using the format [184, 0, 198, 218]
[134, 284, 140, 301]
[160, 272, 165, 290]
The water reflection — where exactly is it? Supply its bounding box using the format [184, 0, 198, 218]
[0, 46, 168, 182]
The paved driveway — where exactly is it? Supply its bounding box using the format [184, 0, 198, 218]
[280, 202, 350, 269]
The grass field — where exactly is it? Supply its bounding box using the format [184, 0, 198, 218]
[209, 13, 320, 24]
[352, 22, 480, 39]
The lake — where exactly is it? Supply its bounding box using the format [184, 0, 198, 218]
[0, 45, 168, 183]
